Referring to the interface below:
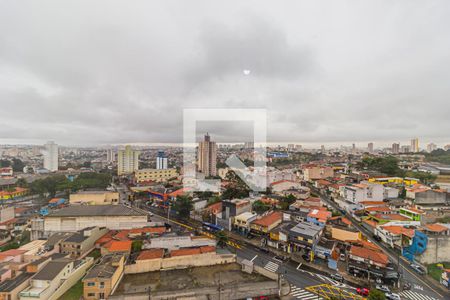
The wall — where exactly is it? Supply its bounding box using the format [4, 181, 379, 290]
[44, 215, 148, 232]
[0, 207, 14, 223]
[124, 253, 236, 274]
[70, 192, 119, 205]
[331, 227, 360, 242]
[48, 257, 94, 300]
[417, 235, 450, 265]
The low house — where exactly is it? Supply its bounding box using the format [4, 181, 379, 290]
[19, 257, 94, 300]
[0, 273, 32, 300]
[287, 222, 323, 252]
[233, 212, 257, 235]
[250, 211, 282, 235]
[83, 254, 125, 300]
[61, 227, 109, 258]
[399, 207, 425, 221]
[375, 225, 415, 249]
[306, 209, 331, 227]
[101, 240, 132, 256]
[348, 245, 392, 281]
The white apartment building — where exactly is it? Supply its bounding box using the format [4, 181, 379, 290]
[117, 145, 140, 175]
[343, 181, 384, 204]
[43, 141, 58, 172]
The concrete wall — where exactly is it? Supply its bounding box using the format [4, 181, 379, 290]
[70, 192, 119, 205]
[125, 253, 236, 274]
[417, 235, 450, 265]
[110, 281, 279, 300]
[44, 215, 148, 232]
[48, 257, 94, 300]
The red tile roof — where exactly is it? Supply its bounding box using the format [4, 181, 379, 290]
[307, 209, 332, 222]
[200, 246, 216, 253]
[105, 240, 132, 252]
[373, 214, 409, 221]
[129, 227, 166, 235]
[270, 180, 296, 186]
[382, 226, 415, 238]
[424, 224, 448, 233]
[365, 206, 391, 213]
[350, 245, 388, 265]
[170, 248, 201, 257]
[137, 249, 164, 260]
[252, 211, 282, 227]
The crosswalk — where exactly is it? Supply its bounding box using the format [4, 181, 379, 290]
[264, 261, 279, 273]
[297, 269, 350, 289]
[290, 285, 323, 300]
[399, 290, 440, 300]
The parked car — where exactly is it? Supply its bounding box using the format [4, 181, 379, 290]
[375, 285, 390, 293]
[356, 288, 370, 296]
[273, 255, 288, 262]
[257, 247, 270, 254]
[403, 282, 411, 290]
[331, 273, 343, 282]
[385, 293, 401, 300]
[410, 263, 426, 275]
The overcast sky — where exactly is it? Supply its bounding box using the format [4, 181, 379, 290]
[1, 1, 449, 147]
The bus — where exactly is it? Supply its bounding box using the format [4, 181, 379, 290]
[202, 222, 224, 233]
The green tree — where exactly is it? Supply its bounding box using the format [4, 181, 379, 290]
[368, 289, 386, 300]
[11, 158, 25, 172]
[221, 170, 250, 200]
[16, 178, 28, 188]
[0, 159, 11, 168]
[131, 240, 143, 252]
[172, 195, 193, 219]
[215, 230, 229, 248]
[252, 200, 270, 214]
[279, 194, 296, 210]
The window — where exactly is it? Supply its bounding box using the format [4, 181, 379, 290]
[87, 293, 95, 297]
[99, 293, 105, 299]
[87, 282, 96, 286]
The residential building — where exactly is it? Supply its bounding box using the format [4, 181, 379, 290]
[101, 240, 132, 256]
[368, 142, 374, 153]
[250, 211, 282, 235]
[414, 189, 449, 209]
[83, 254, 125, 300]
[347, 245, 391, 280]
[303, 165, 334, 181]
[287, 222, 323, 252]
[19, 257, 94, 300]
[197, 133, 217, 177]
[343, 182, 384, 204]
[43, 141, 58, 172]
[44, 205, 148, 234]
[306, 209, 332, 227]
[0, 188, 28, 201]
[411, 138, 419, 153]
[106, 149, 115, 163]
[61, 227, 109, 258]
[270, 180, 302, 193]
[135, 168, 178, 183]
[0, 273, 32, 300]
[156, 150, 168, 169]
[233, 212, 257, 234]
[117, 145, 140, 176]
[0, 167, 13, 177]
[69, 191, 119, 205]
[392, 143, 400, 154]
[399, 207, 424, 221]
[0, 207, 14, 223]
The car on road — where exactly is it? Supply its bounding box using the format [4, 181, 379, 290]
[356, 288, 369, 296]
[410, 263, 426, 275]
[375, 285, 390, 293]
[331, 273, 343, 282]
[385, 292, 401, 300]
[257, 247, 270, 254]
[273, 255, 288, 262]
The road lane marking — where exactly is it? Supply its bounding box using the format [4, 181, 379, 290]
[290, 285, 324, 300]
[264, 261, 279, 273]
[297, 263, 302, 270]
[399, 290, 439, 300]
[250, 255, 258, 262]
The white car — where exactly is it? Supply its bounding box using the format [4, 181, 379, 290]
[376, 285, 390, 293]
[385, 293, 401, 300]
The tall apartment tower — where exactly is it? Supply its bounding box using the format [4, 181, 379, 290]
[411, 138, 419, 152]
[156, 150, 168, 169]
[368, 142, 374, 153]
[197, 133, 217, 177]
[43, 141, 58, 171]
[392, 143, 400, 154]
[117, 145, 140, 175]
[106, 149, 115, 162]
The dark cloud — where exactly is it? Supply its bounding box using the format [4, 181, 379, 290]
[0, 1, 449, 147]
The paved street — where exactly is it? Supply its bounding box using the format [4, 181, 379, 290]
[311, 187, 448, 300]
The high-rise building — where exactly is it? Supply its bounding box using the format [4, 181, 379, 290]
[427, 143, 437, 153]
[156, 150, 168, 169]
[410, 138, 419, 152]
[392, 143, 400, 154]
[197, 133, 217, 177]
[321, 145, 325, 152]
[368, 143, 374, 153]
[244, 142, 254, 149]
[401, 145, 411, 153]
[117, 145, 140, 175]
[106, 149, 115, 162]
[43, 141, 58, 171]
